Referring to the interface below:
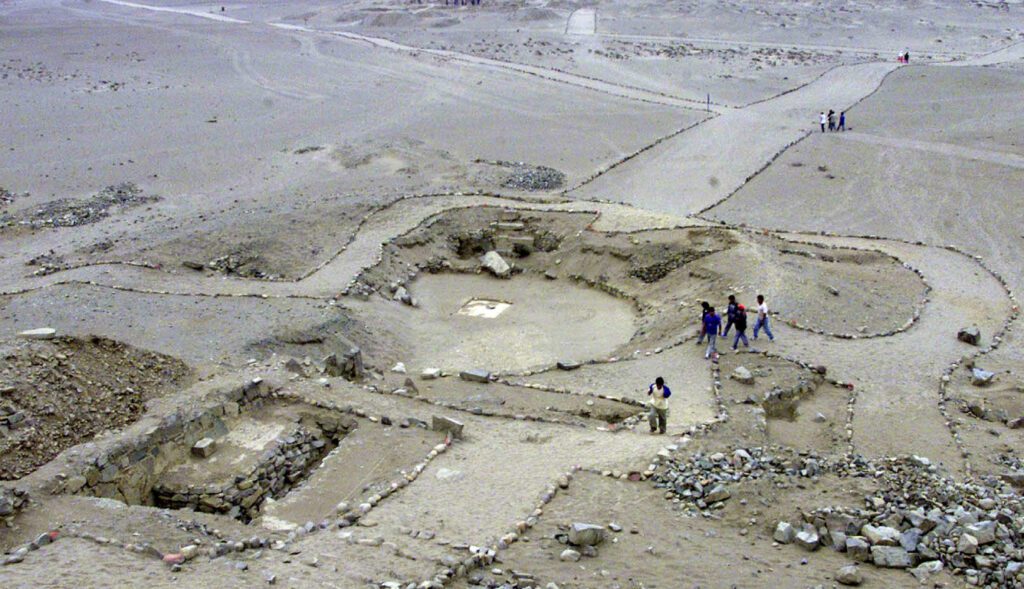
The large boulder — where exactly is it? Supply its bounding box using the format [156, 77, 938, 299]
[568, 523, 605, 547]
[480, 251, 511, 278]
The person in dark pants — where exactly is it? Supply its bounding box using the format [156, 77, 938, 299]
[696, 301, 711, 344]
[704, 307, 722, 359]
[819, 111, 827, 132]
[732, 304, 750, 351]
[646, 376, 671, 434]
[827, 109, 836, 131]
[723, 295, 738, 337]
[838, 111, 846, 131]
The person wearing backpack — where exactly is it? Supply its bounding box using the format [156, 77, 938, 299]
[731, 304, 750, 352]
[646, 376, 671, 435]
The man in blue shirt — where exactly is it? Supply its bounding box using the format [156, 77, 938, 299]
[704, 307, 722, 359]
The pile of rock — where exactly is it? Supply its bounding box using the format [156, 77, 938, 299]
[557, 522, 607, 562]
[389, 282, 418, 307]
[501, 164, 565, 191]
[9, 183, 158, 229]
[773, 456, 1024, 588]
[0, 187, 18, 207]
[322, 347, 364, 381]
[653, 447, 825, 512]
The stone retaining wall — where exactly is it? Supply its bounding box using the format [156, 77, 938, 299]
[60, 378, 274, 505]
[0, 486, 29, 528]
[152, 416, 350, 522]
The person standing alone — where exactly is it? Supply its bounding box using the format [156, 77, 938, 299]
[646, 377, 671, 435]
[753, 294, 774, 342]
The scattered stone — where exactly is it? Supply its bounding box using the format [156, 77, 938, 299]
[191, 438, 217, 458]
[480, 251, 511, 278]
[391, 362, 407, 374]
[846, 537, 870, 562]
[459, 369, 491, 383]
[910, 560, 943, 582]
[568, 523, 605, 547]
[773, 522, 795, 544]
[559, 548, 581, 562]
[17, 328, 56, 340]
[957, 326, 980, 345]
[835, 564, 862, 586]
[795, 527, 820, 551]
[703, 484, 730, 504]
[871, 546, 911, 568]
[431, 415, 464, 439]
[971, 367, 995, 387]
[403, 377, 419, 395]
[731, 366, 754, 385]
[556, 361, 581, 371]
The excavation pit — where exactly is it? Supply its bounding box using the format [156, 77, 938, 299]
[363, 272, 638, 373]
[151, 401, 353, 523]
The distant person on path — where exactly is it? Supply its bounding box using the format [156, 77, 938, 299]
[819, 111, 827, 132]
[697, 301, 711, 344]
[704, 306, 722, 359]
[838, 111, 846, 131]
[646, 376, 671, 435]
[827, 109, 836, 132]
[732, 304, 750, 351]
[753, 294, 775, 342]
[723, 295, 739, 337]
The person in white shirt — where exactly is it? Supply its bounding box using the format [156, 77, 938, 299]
[753, 294, 775, 342]
[819, 112, 827, 132]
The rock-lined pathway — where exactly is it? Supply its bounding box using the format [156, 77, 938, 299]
[571, 61, 900, 214]
[769, 234, 1011, 471]
[565, 8, 597, 35]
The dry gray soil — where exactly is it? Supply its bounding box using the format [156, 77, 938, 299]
[2, 1, 1024, 589]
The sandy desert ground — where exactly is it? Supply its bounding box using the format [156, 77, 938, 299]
[2, 1, 1024, 588]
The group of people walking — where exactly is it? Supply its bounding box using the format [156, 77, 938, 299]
[697, 294, 774, 359]
[644, 294, 777, 435]
[819, 109, 845, 132]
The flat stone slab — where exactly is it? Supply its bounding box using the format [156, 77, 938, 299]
[432, 415, 464, 439]
[459, 369, 491, 383]
[18, 328, 56, 340]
